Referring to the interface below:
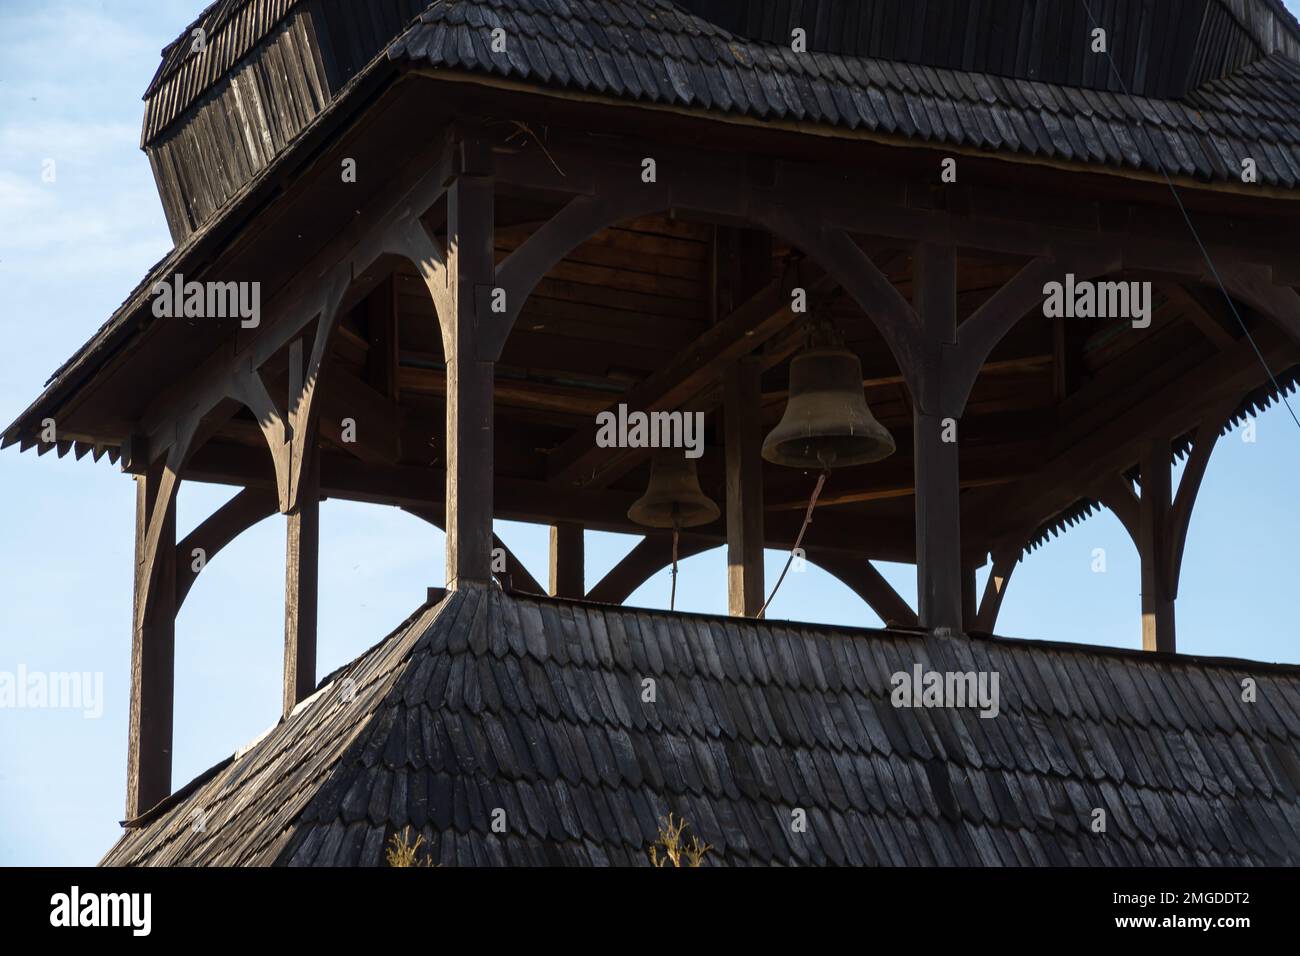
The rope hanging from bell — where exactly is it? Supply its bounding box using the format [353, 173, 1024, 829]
[754, 305, 898, 619]
[756, 464, 828, 620]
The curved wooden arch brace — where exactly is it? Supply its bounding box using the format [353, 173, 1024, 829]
[972, 548, 1021, 634]
[756, 214, 922, 392]
[134, 415, 199, 634]
[803, 549, 919, 628]
[174, 488, 280, 611]
[399, 506, 546, 596]
[1093, 475, 1140, 547]
[1167, 400, 1237, 597]
[229, 365, 291, 510]
[585, 536, 715, 606]
[388, 216, 452, 350]
[488, 190, 667, 361]
[126, 410, 199, 819]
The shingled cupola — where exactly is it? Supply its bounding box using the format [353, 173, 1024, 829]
[6, 0, 1300, 865]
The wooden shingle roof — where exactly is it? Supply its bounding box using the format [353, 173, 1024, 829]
[387, 0, 1300, 187]
[102, 588, 1300, 867]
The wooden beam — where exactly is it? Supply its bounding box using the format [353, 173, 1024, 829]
[443, 168, 497, 588]
[401, 506, 546, 595]
[486, 126, 1292, 279]
[806, 549, 919, 627]
[1093, 474, 1140, 546]
[174, 487, 279, 609]
[724, 356, 766, 617]
[317, 367, 404, 465]
[133, 133, 456, 471]
[546, 271, 830, 488]
[912, 243, 963, 631]
[1217, 263, 1300, 347]
[585, 535, 714, 605]
[283, 436, 320, 715]
[969, 326, 1297, 545]
[548, 522, 585, 598]
[230, 364, 291, 511]
[1167, 400, 1236, 598]
[972, 549, 1019, 633]
[127, 464, 178, 819]
[949, 255, 1114, 412]
[183, 442, 922, 562]
[1138, 438, 1176, 653]
[961, 564, 978, 631]
[490, 189, 664, 360]
[286, 302, 343, 512]
[719, 227, 771, 617]
[1162, 283, 1237, 350]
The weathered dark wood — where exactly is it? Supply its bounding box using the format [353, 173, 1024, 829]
[807, 549, 919, 626]
[1094, 475, 1140, 546]
[546, 273, 821, 488]
[442, 167, 497, 588]
[1164, 283, 1237, 350]
[366, 276, 400, 401]
[487, 130, 1292, 281]
[175, 487, 279, 609]
[548, 522, 585, 598]
[949, 255, 1113, 413]
[968, 327, 1297, 546]
[491, 190, 665, 360]
[961, 564, 978, 631]
[1138, 438, 1176, 653]
[724, 356, 765, 617]
[134, 133, 454, 469]
[317, 367, 404, 465]
[973, 549, 1018, 634]
[283, 436, 320, 716]
[127, 466, 178, 819]
[401, 506, 545, 594]
[1167, 399, 1237, 597]
[186, 441, 922, 562]
[718, 227, 771, 617]
[585, 535, 714, 605]
[912, 243, 963, 631]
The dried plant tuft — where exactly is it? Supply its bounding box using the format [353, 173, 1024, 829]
[648, 813, 711, 867]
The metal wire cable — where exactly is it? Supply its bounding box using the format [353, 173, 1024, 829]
[1077, 0, 1300, 435]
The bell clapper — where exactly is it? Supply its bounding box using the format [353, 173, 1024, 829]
[757, 467, 829, 620]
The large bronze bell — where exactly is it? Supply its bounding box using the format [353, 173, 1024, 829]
[627, 450, 720, 528]
[762, 332, 896, 469]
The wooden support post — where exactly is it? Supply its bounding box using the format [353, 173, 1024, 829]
[444, 160, 496, 589]
[912, 243, 963, 631]
[283, 436, 319, 715]
[1138, 438, 1176, 652]
[548, 523, 584, 598]
[961, 564, 978, 631]
[127, 466, 177, 819]
[724, 356, 765, 617]
[973, 549, 1019, 633]
[716, 227, 771, 618]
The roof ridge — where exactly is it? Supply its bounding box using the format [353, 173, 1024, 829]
[511, 591, 1300, 674]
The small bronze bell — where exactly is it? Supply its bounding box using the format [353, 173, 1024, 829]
[627, 450, 720, 528]
[762, 327, 896, 469]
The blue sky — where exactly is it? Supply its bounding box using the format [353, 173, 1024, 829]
[1, 1, 1298, 866]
